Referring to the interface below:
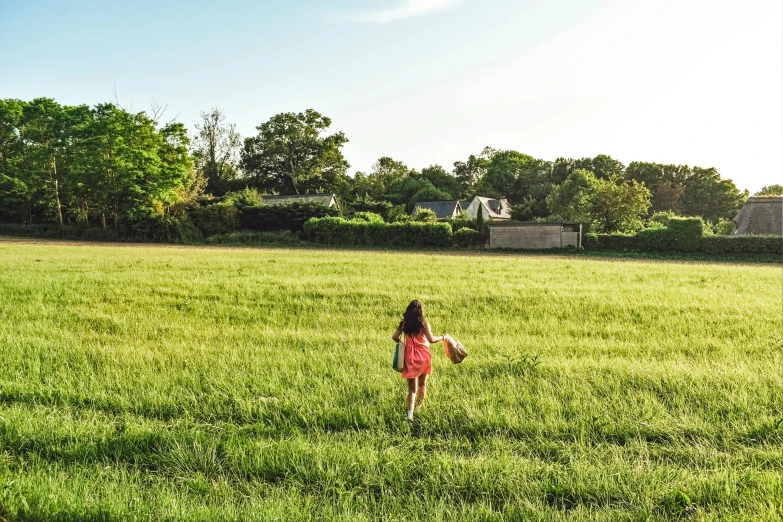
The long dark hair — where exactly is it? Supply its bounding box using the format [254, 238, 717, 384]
[400, 300, 426, 335]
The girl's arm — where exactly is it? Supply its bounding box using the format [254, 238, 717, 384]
[392, 325, 403, 342]
[424, 321, 445, 344]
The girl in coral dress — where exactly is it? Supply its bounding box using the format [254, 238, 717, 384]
[392, 300, 447, 422]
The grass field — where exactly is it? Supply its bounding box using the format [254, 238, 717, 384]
[0, 240, 780, 521]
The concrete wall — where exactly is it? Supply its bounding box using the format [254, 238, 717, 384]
[490, 224, 562, 249]
[489, 224, 581, 249]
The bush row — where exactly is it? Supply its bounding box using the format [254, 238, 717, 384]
[584, 219, 781, 255]
[0, 215, 202, 244]
[701, 235, 782, 255]
[303, 217, 452, 247]
[237, 202, 340, 232]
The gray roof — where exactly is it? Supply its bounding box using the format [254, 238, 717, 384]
[459, 200, 471, 211]
[261, 193, 338, 208]
[475, 196, 512, 219]
[733, 196, 782, 235]
[411, 201, 461, 219]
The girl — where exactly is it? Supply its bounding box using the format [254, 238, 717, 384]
[392, 300, 447, 422]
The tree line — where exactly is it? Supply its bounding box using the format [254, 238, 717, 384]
[0, 98, 759, 235]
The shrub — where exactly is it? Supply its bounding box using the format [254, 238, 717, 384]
[352, 212, 384, 223]
[238, 202, 341, 232]
[453, 227, 483, 247]
[634, 228, 675, 252]
[412, 209, 437, 223]
[205, 230, 301, 245]
[586, 233, 637, 251]
[701, 235, 782, 255]
[648, 211, 676, 228]
[189, 201, 239, 237]
[714, 219, 735, 236]
[303, 217, 452, 247]
[129, 214, 202, 243]
[667, 217, 703, 252]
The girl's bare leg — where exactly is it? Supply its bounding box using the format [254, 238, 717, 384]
[406, 378, 417, 420]
[416, 374, 428, 407]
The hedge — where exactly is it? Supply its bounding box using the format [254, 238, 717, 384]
[582, 233, 636, 251]
[634, 227, 676, 252]
[666, 217, 703, 252]
[238, 202, 341, 232]
[702, 235, 782, 255]
[303, 217, 452, 247]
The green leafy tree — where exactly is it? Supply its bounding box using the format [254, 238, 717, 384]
[192, 107, 241, 195]
[477, 150, 551, 217]
[755, 185, 783, 196]
[591, 178, 651, 233]
[241, 109, 349, 195]
[625, 162, 689, 214]
[680, 167, 746, 222]
[420, 164, 461, 199]
[452, 146, 495, 197]
[545, 169, 599, 225]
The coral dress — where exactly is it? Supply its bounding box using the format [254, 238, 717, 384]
[401, 331, 432, 379]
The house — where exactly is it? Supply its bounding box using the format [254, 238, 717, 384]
[461, 196, 511, 221]
[732, 196, 782, 235]
[261, 193, 340, 210]
[411, 201, 462, 220]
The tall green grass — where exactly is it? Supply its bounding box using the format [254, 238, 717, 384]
[0, 242, 780, 520]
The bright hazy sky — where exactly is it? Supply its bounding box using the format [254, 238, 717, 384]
[2, 0, 781, 193]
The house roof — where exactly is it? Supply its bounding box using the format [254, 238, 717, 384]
[412, 201, 461, 219]
[475, 196, 511, 219]
[261, 193, 338, 208]
[459, 200, 471, 211]
[733, 196, 782, 235]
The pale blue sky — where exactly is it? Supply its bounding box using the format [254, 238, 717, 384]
[1, 0, 780, 192]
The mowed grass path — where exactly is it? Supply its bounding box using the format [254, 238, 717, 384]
[0, 241, 780, 521]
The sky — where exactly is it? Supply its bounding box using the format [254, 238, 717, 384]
[1, 0, 781, 193]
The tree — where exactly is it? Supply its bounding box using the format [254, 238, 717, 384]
[18, 98, 72, 226]
[452, 146, 495, 197]
[755, 185, 783, 196]
[241, 109, 349, 195]
[545, 169, 599, 225]
[590, 178, 651, 233]
[191, 107, 241, 195]
[477, 150, 551, 218]
[625, 161, 688, 214]
[420, 164, 461, 199]
[680, 167, 746, 222]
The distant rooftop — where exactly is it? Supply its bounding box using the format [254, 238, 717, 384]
[261, 193, 339, 208]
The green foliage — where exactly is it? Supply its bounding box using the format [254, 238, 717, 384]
[408, 186, 452, 212]
[754, 185, 783, 197]
[590, 178, 651, 233]
[666, 217, 703, 252]
[582, 233, 637, 251]
[452, 146, 495, 197]
[241, 109, 349, 195]
[189, 201, 239, 237]
[351, 211, 384, 223]
[420, 164, 461, 199]
[238, 201, 340, 232]
[128, 213, 202, 243]
[452, 227, 484, 247]
[701, 235, 782, 255]
[204, 230, 301, 245]
[412, 208, 437, 223]
[545, 169, 598, 227]
[648, 211, 676, 228]
[634, 228, 675, 252]
[714, 219, 736, 236]
[303, 217, 452, 247]
[477, 150, 551, 217]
